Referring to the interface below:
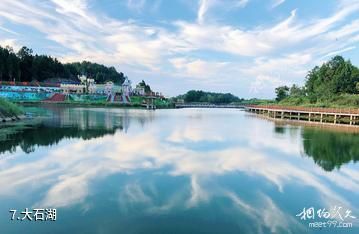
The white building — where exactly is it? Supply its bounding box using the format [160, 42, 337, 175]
[133, 86, 145, 96]
[60, 83, 86, 94]
[79, 75, 96, 94]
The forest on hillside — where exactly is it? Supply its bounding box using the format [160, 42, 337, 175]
[174, 90, 241, 104]
[0, 45, 126, 84]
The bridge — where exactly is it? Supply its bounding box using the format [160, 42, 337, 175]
[245, 105, 359, 126]
[175, 103, 245, 109]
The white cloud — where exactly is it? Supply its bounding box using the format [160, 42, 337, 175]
[169, 57, 228, 79]
[235, 0, 249, 8]
[0, 38, 21, 50]
[167, 125, 224, 142]
[323, 46, 356, 58]
[272, 0, 285, 8]
[0, 0, 358, 96]
[197, 0, 208, 23]
[0, 25, 19, 35]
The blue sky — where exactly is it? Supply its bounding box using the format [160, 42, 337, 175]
[0, 0, 358, 98]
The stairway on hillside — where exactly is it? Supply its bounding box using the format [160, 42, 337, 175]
[45, 93, 66, 102]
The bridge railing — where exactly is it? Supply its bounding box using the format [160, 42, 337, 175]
[246, 105, 359, 114]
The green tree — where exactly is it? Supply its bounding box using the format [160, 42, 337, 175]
[0, 44, 127, 84]
[138, 80, 152, 93]
[179, 90, 240, 104]
[17, 46, 33, 82]
[304, 56, 359, 102]
[275, 86, 289, 101]
[7, 52, 19, 81]
[289, 84, 303, 97]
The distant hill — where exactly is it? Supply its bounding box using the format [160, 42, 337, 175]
[174, 90, 241, 104]
[0, 45, 126, 84]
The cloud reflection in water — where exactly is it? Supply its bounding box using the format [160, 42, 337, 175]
[0, 107, 358, 233]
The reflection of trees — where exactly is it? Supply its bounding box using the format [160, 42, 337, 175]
[274, 126, 285, 134]
[0, 106, 132, 154]
[0, 124, 120, 154]
[302, 129, 359, 171]
[0, 106, 155, 155]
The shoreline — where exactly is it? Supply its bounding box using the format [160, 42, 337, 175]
[246, 105, 359, 129]
[249, 113, 359, 133]
[0, 97, 25, 123]
[14, 100, 175, 109]
[0, 114, 27, 123]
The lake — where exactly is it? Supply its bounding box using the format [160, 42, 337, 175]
[0, 105, 358, 234]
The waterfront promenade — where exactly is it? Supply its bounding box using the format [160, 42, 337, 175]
[246, 105, 359, 126]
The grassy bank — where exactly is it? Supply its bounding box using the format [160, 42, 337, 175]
[278, 94, 359, 108]
[15, 96, 174, 109]
[0, 98, 24, 117]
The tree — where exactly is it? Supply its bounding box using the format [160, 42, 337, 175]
[289, 84, 303, 97]
[64, 62, 125, 84]
[178, 90, 240, 104]
[275, 86, 289, 101]
[0, 44, 127, 84]
[17, 46, 33, 82]
[7, 52, 19, 81]
[138, 80, 152, 93]
[304, 56, 359, 102]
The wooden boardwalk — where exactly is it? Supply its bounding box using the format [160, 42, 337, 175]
[245, 105, 359, 126]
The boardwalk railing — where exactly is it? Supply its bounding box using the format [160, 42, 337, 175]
[245, 105, 359, 126]
[246, 105, 359, 115]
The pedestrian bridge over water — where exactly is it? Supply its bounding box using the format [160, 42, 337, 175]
[246, 105, 359, 126]
[175, 103, 245, 109]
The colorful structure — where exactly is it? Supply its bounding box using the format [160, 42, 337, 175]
[0, 77, 164, 105]
[60, 83, 86, 94]
[121, 77, 131, 104]
[133, 85, 145, 96]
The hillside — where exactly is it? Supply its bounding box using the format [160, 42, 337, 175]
[0, 97, 23, 118]
[0, 45, 126, 84]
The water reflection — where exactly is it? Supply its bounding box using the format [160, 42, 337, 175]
[302, 128, 359, 171]
[273, 122, 359, 171]
[0, 107, 358, 234]
[0, 105, 154, 155]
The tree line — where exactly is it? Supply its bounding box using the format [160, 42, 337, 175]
[0, 45, 126, 84]
[174, 90, 241, 104]
[275, 56, 359, 105]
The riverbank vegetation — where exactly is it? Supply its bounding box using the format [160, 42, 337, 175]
[0, 97, 23, 117]
[275, 56, 359, 107]
[20, 96, 172, 109]
[0, 45, 125, 84]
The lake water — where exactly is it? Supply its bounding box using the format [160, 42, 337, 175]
[0, 105, 358, 234]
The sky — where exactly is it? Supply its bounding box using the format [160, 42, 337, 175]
[0, 0, 358, 98]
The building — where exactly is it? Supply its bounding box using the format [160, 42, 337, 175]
[133, 86, 145, 96]
[79, 75, 96, 94]
[60, 83, 86, 94]
[95, 81, 121, 95]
